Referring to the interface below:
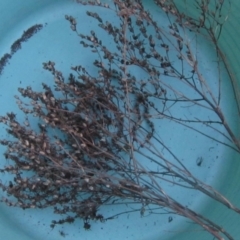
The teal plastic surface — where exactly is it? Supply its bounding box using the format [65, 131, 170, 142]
[0, 1, 239, 239]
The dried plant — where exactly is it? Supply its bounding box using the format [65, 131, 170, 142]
[0, 1, 239, 239]
[0, 24, 43, 75]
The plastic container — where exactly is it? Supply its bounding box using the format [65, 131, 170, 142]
[0, 1, 239, 239]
